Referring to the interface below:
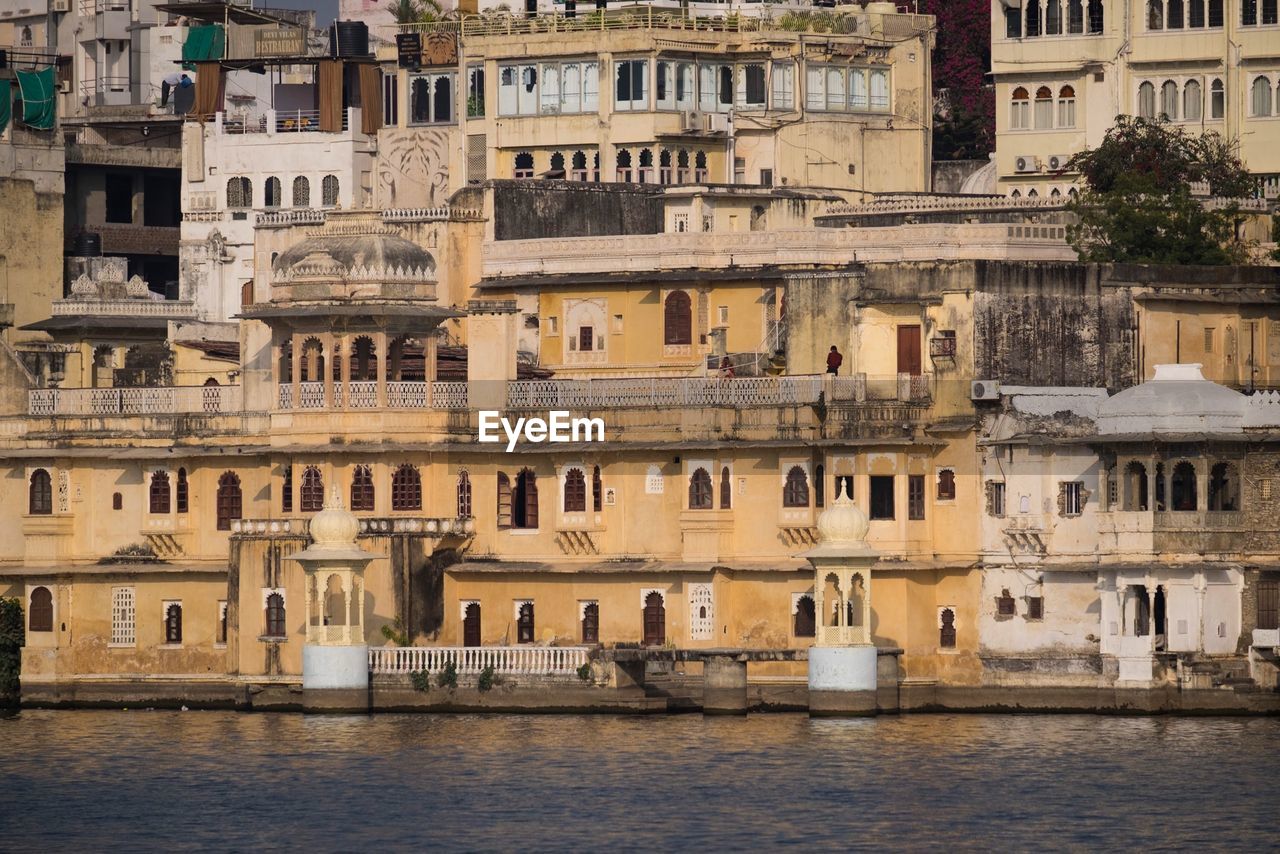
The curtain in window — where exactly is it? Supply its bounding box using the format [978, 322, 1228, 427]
[318, 59, 344, 132]
[1160, 80, 1178, 119]
[1252, 76, 1273, 116]
[1183, 79, 1202, 120]
[358, 63, 382, 134]
[1034, 87, 1054, 128]
[1138, 81, 1155, 118]
[191, 61, 226, 118]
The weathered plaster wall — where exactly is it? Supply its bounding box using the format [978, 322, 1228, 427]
[492, 182, 662, 241]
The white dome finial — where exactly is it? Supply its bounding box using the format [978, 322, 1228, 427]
[816, 479, 870, 545]
[307, 484, 359, 548]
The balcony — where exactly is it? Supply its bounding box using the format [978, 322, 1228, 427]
[29, 385, 241, 416]
[276, 381, 467, 410]
[230, 516, 475, 539]
[1100, 510, 1251, 556]
[213, 108, 354, 136]
[1252, 628, 1279, 649]
[369, 645, 591, 677]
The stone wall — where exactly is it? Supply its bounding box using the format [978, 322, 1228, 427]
[492, 181, 662, 241]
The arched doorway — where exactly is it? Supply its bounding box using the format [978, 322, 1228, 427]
[642, 591, 665, 646]
[463, 602, 481, 647]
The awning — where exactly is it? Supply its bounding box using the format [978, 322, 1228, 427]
[182, 24, 226, 68]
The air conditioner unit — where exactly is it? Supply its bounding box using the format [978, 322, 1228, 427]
[1013, 155, 1040, 174]
[706, 113, 731, 134]
[52, 0, 70, 11]
[971, 380, 1001, 401]
[56, 80, 70, 94]
[681, 110, 703, 132]
[1045, 153, 1070, 172]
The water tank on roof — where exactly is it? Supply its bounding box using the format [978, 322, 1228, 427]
[329, 21, 370, 58]
[73, 231, 102, 257]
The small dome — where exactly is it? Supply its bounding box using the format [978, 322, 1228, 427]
[308, 487, 360, 549]
[1097, 364, 1245, 435]
[816, 480, 869, 545]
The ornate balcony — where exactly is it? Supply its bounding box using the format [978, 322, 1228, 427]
[369, 645, 591, 677]
[29, 385, 242, 416]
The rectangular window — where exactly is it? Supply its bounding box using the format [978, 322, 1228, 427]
[870, 475, 895, 520]
[1058, 96, 1075, 128]
[849, 68, 868, 110]
[825, 67, 846, 110]
[1062, 481, 1085, 516]
[383, 72, 399, 126]
[988, 481, 1006, 517]
[869, 69, 890, 111]
[737, 64, 766, 108]
[675, 62, 695, 111]
[1204, 328, 1215, 352]
[908, 474, 925, 520]
[717, 306, 729, 325]
[579, 326, 593, 352]
[408, 72, 455, 125]
[614, 59, 648, 111]
[656, 60, 675, 110]
[111, 586, 135, 646]
[498, 63, 540, 116]
[1243, 0, 1257, 24]
[105, 173, 133, 224]
[1027, 596, 1044, 620]
[467, 65, 485, 118]
[540, 62, 561, 114]
[1258, 575, 1280, 631]
[760, 168, 774, 187]
[1006, 6, 1022, 36]
[771, 63, 794, 110]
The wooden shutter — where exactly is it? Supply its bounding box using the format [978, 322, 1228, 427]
[896, 325, 922, 376]
[497, 472, 512, 528]
[524, 471, 539, 528]
[1259, 576, 1280, 631]
[463, 603, 481, 647]
[593, 466, 603, 512]
[664, 291, 691, 345]
[564, 468, 586, 512]
[719, 466, 731, 509]
[29, 587, 53, 632]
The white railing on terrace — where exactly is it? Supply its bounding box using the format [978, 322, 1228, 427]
[50, 299, 196, 318]
[256, 209, 327, 227]
[432, 382, 469, 408]
[30, 385, 242, 416]
[382, 207, 482, 222]
[275, 381, 470, 410]
[825, 196, 1070, 216]
[215, 108, 354, 135]
[369, 645, 590, 676]
[507, 375, 826, 409]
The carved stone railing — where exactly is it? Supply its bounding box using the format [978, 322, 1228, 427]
[430, 381, 469, 409]
[507, 375, 825, 409]
[826, 195, 1069, 216]
[256, 209, 327, 227]
[230, 515, 474, 537]
[50, 298, 196, 318]
[369, 645, 591, 676]
[29, 385, 242, 416]
[381, 206, 484, 222]
[274, 381, 468, 411]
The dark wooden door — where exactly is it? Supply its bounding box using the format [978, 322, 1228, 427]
[1258, 577, 1279, 630]
[643, 592, 665, 646]
[897, 325, 922, 376]
[463, 602, 481, 647]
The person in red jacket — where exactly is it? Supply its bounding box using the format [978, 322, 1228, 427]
[826, 345, 843, 375]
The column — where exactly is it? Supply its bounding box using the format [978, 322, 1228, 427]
[861, 573, 872, 645]
[1147, 456, 1157, 511]
[426, 332, 438, 406]
[1195, 457, 1208, 512]
[702, 655, 749, 715]
[339, 334, 351, 410]
[291, 336, 302, 411]
[322, 331, 335, 409]
[375, 331, 388, 408]
[342, 574, 353, 645]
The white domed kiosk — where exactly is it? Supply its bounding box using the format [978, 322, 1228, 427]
[801, 481, 882, 715]
[288, 488, 376, 711]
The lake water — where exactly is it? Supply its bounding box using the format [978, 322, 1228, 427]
[2, 710, 1277, 850]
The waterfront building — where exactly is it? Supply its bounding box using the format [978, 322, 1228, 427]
[989, 0, 1280, 197]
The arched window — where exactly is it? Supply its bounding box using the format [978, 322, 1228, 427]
[19, 26, 32, 47]
[226, 177, 251, 208]
[563, 467, 587, 512]
[463, 602, 481, 647]
[1010, 86, 1030, 130]
[1010, 189, 1022, 198]
[29, 587, 53, 632]
[940, 608, 956, 648]
[292, 176, 310, 207]
[1068, 0, 1085, 31]
[321, 175, 339, 206]
[264, 176, 281, 208]
[149, 471, 171, 514]
[1034, 86, 1054, 128]
[1046, 0, 1063, 33]
[1251, 75, 1273, 117]
[1147, 0, 1164, 28]
[593, 465, 603, 512]
[176, 468, 189, 513]
[571, 150, 589, 181]
[689, 467, 713, 509]
[266, 592, 286, 637]
[1137, 81, 1156, 118]
[1087, 0, 1104, 31]
[550, 151, 565, 175]
[1160, 80, 1179, 119]
[165, 603, 183, 644]
[351, 464, 374, 511]
[457, 470, 472, 517]
[1058, 85, 1076, 127]
[694, 150, 708, 181]
[1183, 79, 1202, 121]
[659, 149, 673, 183]
[278, 338, 293, 384]
[1210, 78, 1225, 118]
[1171, 461, 1197, 511]
[513, 469, 538, 529]
[783, 466, 809, 508]
[216, 472, 241, 530]
[1025, 0, 1041, 35]
[794, 595, 815, 637]
[616, 148, 633, 182]
[352, 336, 378, 381]
[300, 466, 324, 512]
[514, 151, 534, 178]
[300, 337, 324, 382]
[815, 464, 826, 508]
[937, 469, 956, 500]
[664, 291, 692, 345]
[391, 464, 422, 511]
[1124, 461, 1149, 511]
[638, 148, 653, 183]
[1209, 462, 1239, 511]
[29, 469, 52, 515]
[582, 602, 599, 644]
[719, 466, 731, 510]
[517, 601, 535, 643]
[1168, 0, 1185, 26]
[643, 591, 665, 646]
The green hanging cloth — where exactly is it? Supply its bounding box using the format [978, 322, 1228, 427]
[0, 82, 11, 135]
[182, 24, 226, 71]
[16, 67, 56, 130]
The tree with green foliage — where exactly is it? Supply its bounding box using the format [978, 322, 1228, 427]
[386, 0, 444, 24]
[1065, 116, 1253, 265]
[0, 597, 24, 706]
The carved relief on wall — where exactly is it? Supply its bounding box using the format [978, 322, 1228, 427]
[375, 128, 452, 209]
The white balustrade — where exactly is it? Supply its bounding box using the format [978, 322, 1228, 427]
[369, 645, 590, 676]
[506, 375, 827, 409]
[298, 381, 325, 409]
[29, 385, 243, 416]
[430, 382, 468, 409]
[348, 380, 378, 408]
[277, 384, 293, 410]
[387, 381, 429, 409]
